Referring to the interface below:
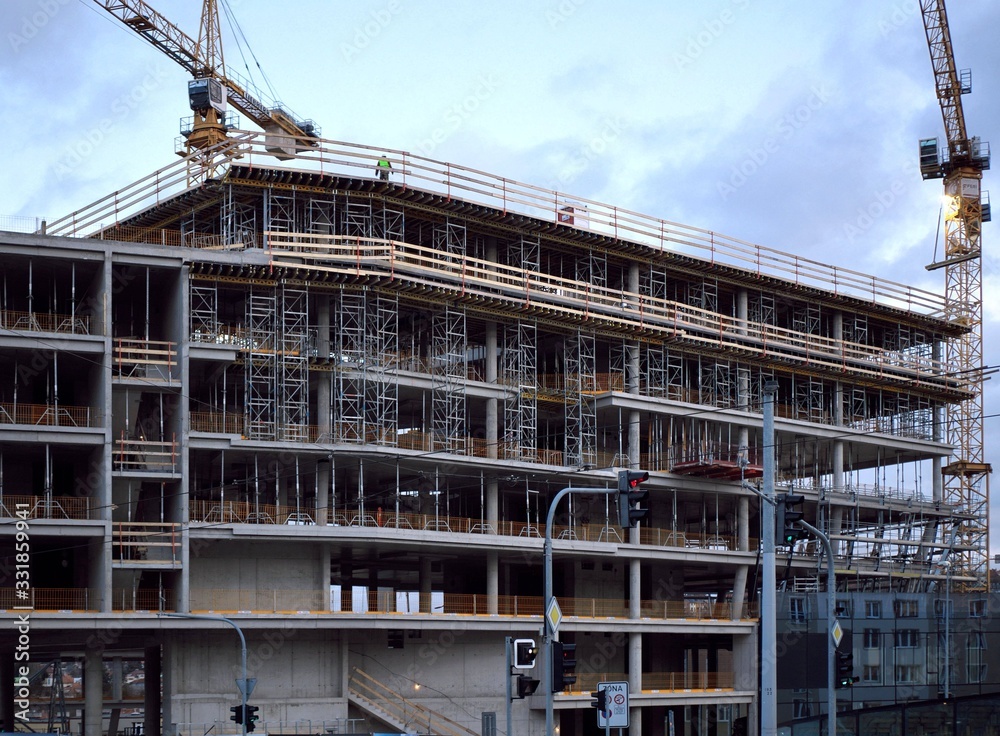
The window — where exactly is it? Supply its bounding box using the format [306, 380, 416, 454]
[863, 629, 880, 649]
[894, 599, 919, 617]
[793, 699, 812, 719]
[863, 664, 882, 684]
[790, 596, 807, 623]
[836, 599, 852, 618]
[716, 705, 732, 723]
[894, 629, 919, 648]
[970, 599, 986, 618]
[865, 600, 882, 618]
[967, 632, 987, 683]
[895, 664, 920, 684]
[934, 598, 952, 617]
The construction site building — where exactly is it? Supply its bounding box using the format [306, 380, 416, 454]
[0, 136, 986, 736]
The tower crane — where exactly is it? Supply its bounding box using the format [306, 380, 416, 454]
[93, 0, 319, 159]
[918, 0, 992, 585]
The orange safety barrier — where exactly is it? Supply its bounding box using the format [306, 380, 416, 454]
[113, 337, 176, 379]
[113, 432, 178, 472]
[0, 494, 92, 520]
[0, 309, 90, 334]
[0, 402, 96, 428]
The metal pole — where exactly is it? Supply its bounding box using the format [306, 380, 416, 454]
[545, 485, 619, 736]
[944, 561, 951, 700]
[798, 520, 835, 736]
[761, 381, 778, 736]
[161, 613, 248, 736]
[505, 637, 513, 736]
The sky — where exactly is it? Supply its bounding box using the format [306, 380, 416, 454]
[1, 0, 998, 554]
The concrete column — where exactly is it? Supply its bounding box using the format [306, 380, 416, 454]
[629, 558, 641, 618]
[317, 459, 330, 526]
[144, 645, 162, 736]
[730, 496, 750, 620]
[736, 288, 748, 332]
[320, 543, 332, 611]
[486, 477, 498, 532]
[419, 556, 432, 613]
[161, 635, 174, 736]
[487, 551, 499, 615]
[485, 322, 498, 460]
[84, 648, 103, 736]
[628, 631, 642, 736]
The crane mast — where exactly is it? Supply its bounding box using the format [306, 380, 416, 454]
[93, 0, 319, 158]
[919, 0, 991, 586]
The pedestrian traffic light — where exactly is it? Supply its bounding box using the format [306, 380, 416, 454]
[516, 674, 540, 698]
[591, 688, 607, 711]
[513, 638, 538, 669]
[776, 493, 807, 546]
[230, 705, 244, 725]
[617, 470, 650, 528]
[551, 640, 577, 693]
[835, 649, 859, 688]
[245, 704, 259, 732]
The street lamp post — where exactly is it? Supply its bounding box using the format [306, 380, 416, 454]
[544, 485, 620, 736]
[160, 613, 249, 736]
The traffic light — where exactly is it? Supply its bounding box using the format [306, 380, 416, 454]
[835, 649, 859, 688]
[591, 688, 607, 711]
[776, 493, 807, 546]
[516, 674, 540, 698]
[230, 705, 244, 725]
[245, 704, 259, 732]
[551, 640, 577, 693]
[513, 638, 538, 669]
[617, 470, 650, 528]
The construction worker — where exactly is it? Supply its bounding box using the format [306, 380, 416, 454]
[376, 154, 391, 181]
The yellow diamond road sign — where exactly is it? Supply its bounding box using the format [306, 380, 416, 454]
[546, 598, 563, 635]
[832, 619, 843, 647]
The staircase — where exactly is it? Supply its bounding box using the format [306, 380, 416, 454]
[348, 667, 479, 736]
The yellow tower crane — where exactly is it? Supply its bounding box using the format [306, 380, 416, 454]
[918, 0, 992, 586]
[94, 0, 320, 159]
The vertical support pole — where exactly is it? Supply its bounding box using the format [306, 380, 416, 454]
[761, 381, 778, 736]
[505, 637, 513, 736]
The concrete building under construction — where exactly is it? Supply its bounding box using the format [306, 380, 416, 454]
[0, 132, 988, 736]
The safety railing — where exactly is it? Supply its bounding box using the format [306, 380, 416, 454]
[0, 309, 90, 334]
[350, 668, 479, 736]
[0, 402, 97, 428]
[188, 588, 757, 621]
[113, 337, 177, 380]
[112, 522, 181, 563]
[0, 588, 97, 611]
[113, 433, 178, 473]
[259, 233, 961, 393]
[44, 132, 948, 318]
[571, 671, 736, 693]
[111, 588, 172, 612]
[0, 494, 92, 520]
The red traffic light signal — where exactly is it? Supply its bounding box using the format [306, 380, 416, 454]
[617, 470, 650, 528]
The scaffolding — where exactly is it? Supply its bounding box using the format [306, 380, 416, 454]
[245, 292, 277, 440]
[367, 292, 398, 445]
[335, 290, 367, 443]
[431, 306, 467, 453]
[279, 286, 309, 441]
[502, 319, 537, 461]
[565, 330, 597, 468]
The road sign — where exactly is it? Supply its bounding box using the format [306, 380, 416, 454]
[236, 678, 257, 698]
[831, 619, 843, 648]
[545, 598, 563, 636]
[596, 681, 629, 728]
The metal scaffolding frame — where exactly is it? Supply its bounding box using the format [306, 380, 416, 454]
[564, 330, 597, 468]
[245, 292, 277, 440]
[190, 283, 218, 341]
[792, 304, 822, 336]
[688, 279, 718, 313]
[434, 219, 466, 257]
[343, 200, 373, 239]
[306, 196, 336, 235]
[431, 305, 467, 453]
[575, 248, 607, 288]
[279, 285, 309, 441]
[267, 190, 298, 233]
[502, 319, 537, 461]
[749, 291, 776, 326]
[335, 290, 367, 443]
[220, 185, 256, 248]
[367, 291, 398, 445]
